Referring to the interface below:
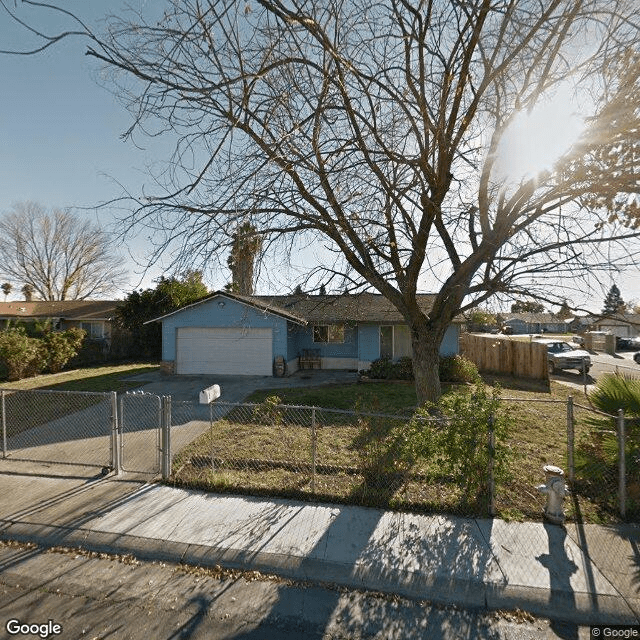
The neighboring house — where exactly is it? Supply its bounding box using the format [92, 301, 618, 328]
[148, 291, 461, 376]
[502, 313, 572, 335]
[587, 314, 640, 338]
[0, 300, 119, 344]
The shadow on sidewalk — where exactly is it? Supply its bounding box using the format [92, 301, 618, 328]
[537, 522, 578, 640]
[228, 507, 504, 638]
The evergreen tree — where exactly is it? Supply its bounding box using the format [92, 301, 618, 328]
[510, 300, 545, 313]
[602, 285, 625, 315]
[557, 300, 573, 320]
[116, 271, 209, 359]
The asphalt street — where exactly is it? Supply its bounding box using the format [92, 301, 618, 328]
[0, 540, 597, 640]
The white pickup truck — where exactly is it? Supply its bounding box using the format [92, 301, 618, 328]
[535, 339, 591, 375]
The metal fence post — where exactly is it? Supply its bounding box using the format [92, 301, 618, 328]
[488, 412, 496, 517]
[161, 395, 172, 479]
[209, 400, 215, 473]
[110, 391, 122, 475]
[311, 407, 317, 494]
[567, 396, 574, 484]
[1, 390, 6, 459]
[618, 408, 626, 519]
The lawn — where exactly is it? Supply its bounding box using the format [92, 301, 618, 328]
[0, 362, 159, 392]
[0, 363, 159, 437]
[243, 379, 419, 414]
[172, 374, 626, 523]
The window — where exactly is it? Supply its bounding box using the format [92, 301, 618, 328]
[313, 324, 345, 343]
[379, 325, 412, 360]
[81, 322, 105, 339]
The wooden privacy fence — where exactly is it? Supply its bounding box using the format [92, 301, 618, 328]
[460, 334, 548, 380]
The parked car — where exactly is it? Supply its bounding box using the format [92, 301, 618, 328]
[534, 339, 592, 374]
[572, 335, 585, 346]
[616, 337, 634, 351]
[634, 352, 640, 365]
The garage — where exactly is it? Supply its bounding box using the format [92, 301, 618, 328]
[176, 327, 273, 375]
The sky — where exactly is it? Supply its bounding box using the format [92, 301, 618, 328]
[0, 1, 638, 311]
[0, 0, 170, 298]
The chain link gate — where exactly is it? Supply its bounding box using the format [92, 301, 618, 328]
[0, 388, 113, 470]
[118, 392, 163, 475]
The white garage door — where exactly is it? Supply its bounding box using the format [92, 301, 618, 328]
[176, 327, 273, 375]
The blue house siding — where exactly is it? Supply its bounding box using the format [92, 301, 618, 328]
[440, 325, 459, 356]
[295, 323, 358, 358]
[161, 297, 288, 362]
[358, 324, 381, 363]
[356, 323, 459, 366]
[286, 323, 359, 371]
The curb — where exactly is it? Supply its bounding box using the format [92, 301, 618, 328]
[1, 519, 637, 626]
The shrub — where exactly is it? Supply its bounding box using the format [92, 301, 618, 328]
[439, 355, 481, 384]
[589, 373, 640, 419]
[364, 357, 394, 379]
[252, 395, 284, 426]
[577, 374, 640, 517]
[0, 328, 42, 381]
[392, 356, 414, 380]
[42, 328, 86, 373]
[0, 326, 86, 381]
[405, 383, 509, 509]
[362, 354, 479, 384]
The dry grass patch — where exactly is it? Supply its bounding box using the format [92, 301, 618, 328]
[170, 377, 626, 523]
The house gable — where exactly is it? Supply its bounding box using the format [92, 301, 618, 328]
[159, 294, 291, 367]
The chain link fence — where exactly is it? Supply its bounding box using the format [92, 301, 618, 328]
[1, 388, 634, 522]
[169, 397, 635, 522]
[172, 400, 499, 516]
[1, 389, 113, 469]
[500, 395, 633, 522]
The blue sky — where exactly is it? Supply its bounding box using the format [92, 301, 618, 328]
[0, 1, 638, 311]
[0, 0, 169, 297]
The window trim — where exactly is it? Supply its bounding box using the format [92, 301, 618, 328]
[379, 325, 393, 359]
[312, 323, 345, 344]
[80, 321, 105, 340]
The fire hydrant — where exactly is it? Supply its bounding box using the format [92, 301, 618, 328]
[537, 465, 569, 525]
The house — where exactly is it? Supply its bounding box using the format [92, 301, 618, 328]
[149, 291, 461, 376]
[502, 313, 572, 335]
[587, 314, 640, 338]
[0, 300, 119, 344]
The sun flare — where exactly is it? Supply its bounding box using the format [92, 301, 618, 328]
[495, 88, 585, 182]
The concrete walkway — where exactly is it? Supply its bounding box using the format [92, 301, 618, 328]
[0, 469, 638, 626]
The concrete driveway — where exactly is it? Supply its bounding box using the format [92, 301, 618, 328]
[124, 369, 360, 404]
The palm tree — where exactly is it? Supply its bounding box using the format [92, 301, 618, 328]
[1, 282, 12, 301]
[22, 283, 34, 302]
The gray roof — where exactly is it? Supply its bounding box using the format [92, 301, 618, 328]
[504, 313, 569, 324]
[254, 293, 438, 323]
[147, 291, 445, 324]
[0, 300, 119, 321]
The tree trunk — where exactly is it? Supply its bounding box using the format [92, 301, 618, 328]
[411, 327, 444, 405]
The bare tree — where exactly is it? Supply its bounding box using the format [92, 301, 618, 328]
[5, 0, 640, 401]
[0, 202, 127, 301]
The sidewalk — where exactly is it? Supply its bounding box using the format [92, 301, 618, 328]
[0, 467, 638, 626]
